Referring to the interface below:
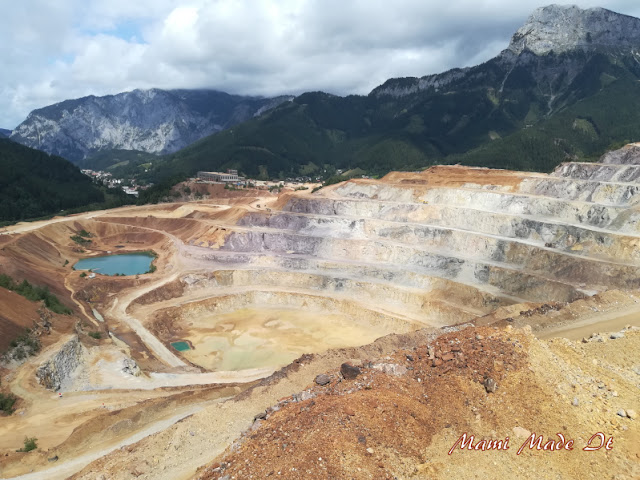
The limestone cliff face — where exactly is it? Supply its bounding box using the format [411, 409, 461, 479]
[372, 5, 640, 100]
[598, 143, 640, 165]
[36, 337, 84, 391]
[370, 68, 469, 98]
[508, 5, 640, 55]
[10, 89, 292, 162]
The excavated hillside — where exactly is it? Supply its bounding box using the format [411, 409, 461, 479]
[196, 325, 640, 480]
[2, 145, 640, 479]
[0, 290, 42, 351]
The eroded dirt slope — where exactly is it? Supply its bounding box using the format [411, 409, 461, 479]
[197, 326, 640, 480]
[0, 289, 41, 351]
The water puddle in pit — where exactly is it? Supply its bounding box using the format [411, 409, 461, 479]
[171, 341, 191, 351]
[177, 308, 392, 371]
[74, 252, 155, 276]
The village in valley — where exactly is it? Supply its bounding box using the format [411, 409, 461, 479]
[80, 169, 146, 197]
[81, 167, 323, 197]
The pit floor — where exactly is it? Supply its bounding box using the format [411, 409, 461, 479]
[178, 307, 393, 371]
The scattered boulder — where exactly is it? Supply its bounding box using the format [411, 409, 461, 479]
[372, 363, 408, 376]
[484, 378, 498, 393]
[315, 374, 331, 386]
[582, 332, 612, 343]
[297, 391, 315, 402]
[513, 426, 531, 439]
[617, 409, 627, 418]
[441, 352, 455, 362]
[572, 397, 579, 406]
[340, 363, 361, 380]
[122, 358, 141, 377]
[626, 409, 637, 420]
[519, 303, 562, 318]
[610, 332, 625, 340]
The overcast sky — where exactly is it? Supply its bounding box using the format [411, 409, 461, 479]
[2, 1, 640, 128]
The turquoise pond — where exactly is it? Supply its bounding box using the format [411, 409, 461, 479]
[74, 253, 155, 276]
[171, 341, 191, 352]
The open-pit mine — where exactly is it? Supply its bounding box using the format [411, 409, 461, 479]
[1, 147, 640, 479]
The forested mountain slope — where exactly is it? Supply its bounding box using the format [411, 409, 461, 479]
[0, 139, 105, 222]
[146, 5, 640, 181]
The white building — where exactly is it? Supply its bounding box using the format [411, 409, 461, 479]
[197, 170, 245, 183]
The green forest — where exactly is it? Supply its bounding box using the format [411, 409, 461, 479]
[0, 139, 105, 222]
[0, 139, 137, 224]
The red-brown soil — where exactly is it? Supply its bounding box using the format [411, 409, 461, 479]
[381, 165, 540, 190]
[0, 289, 40, 352]
[197, 326, 640, 480]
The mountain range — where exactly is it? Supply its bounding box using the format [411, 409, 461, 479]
[148, 4, 640, 180]
[8, 4, 640, 184]
[9, 90, 292, 163]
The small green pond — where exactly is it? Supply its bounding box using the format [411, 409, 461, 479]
[171, 341, 191, 352]
[74, 252, 155, 276]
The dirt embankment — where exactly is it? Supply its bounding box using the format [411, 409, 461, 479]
[478, 289, 640, 337]
[381, 165, 539, 190]
[174, 181, 275, 201]
[0, 289, 42, 352]
[0, 289, 77, 356]
[74, 271, 147, 298]
[197, 325, 640, 480]
[0, 383, 248, 479]
[133, 277, 186, 306]
[1, 232, 72, 307]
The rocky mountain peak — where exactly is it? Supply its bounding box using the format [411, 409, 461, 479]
[508, 4, 640, 55]
[9, 89, 293, 162]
